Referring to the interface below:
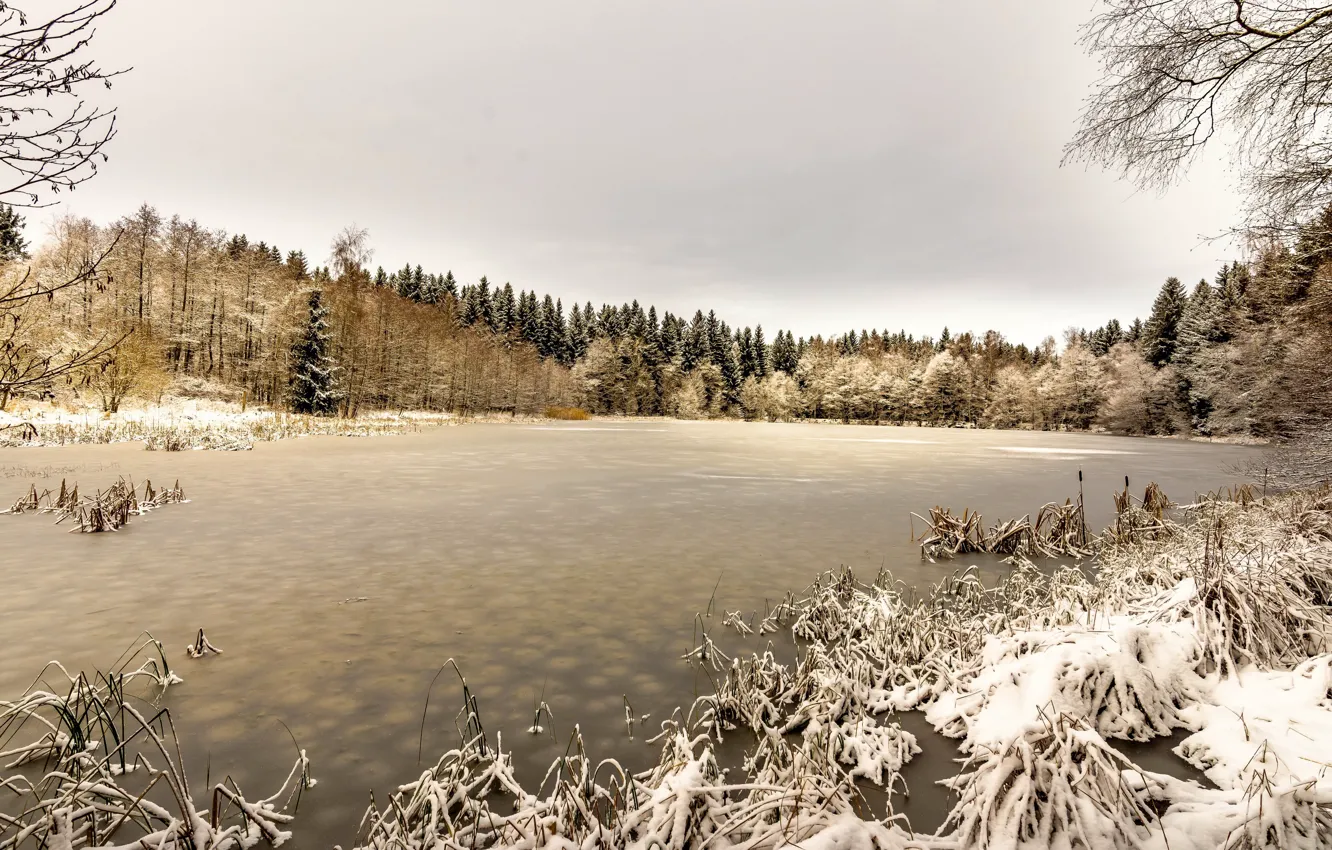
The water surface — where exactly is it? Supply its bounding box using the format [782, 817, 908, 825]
[0, 421, 1259, 843]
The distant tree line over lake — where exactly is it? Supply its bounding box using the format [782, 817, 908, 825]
[2, 201, 1327, 441]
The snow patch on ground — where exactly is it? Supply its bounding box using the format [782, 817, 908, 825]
[994, 446, 1136, 455]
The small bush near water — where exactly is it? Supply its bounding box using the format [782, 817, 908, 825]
[544, 405, 591, 420]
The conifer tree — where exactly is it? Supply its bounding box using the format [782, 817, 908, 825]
[373, 266, 388, 288]
[411, 265, 426, 301]
[440, 271, 459, 300]
[739, 327, 756, 378]
[552, 298, 568, 361]
[646, 305, 663, 361]
[0, 204, 28, 263]
[1141, 276, 1187, 366]
[706, 311, 726, 364]
[586, 302, 602, 345]
[720, 338, 741, 408]
[285, 250, 309, 280]
[660, 312, 681, 362]
[494, 283, 516, 333]
[289, 290, 339, 415]
[753, 325, 769, 377]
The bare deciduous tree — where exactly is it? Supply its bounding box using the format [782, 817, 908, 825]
[0, 1, 126, 424]
[1065, 1, 1332, 231]
[0, 233, 124, 410]
[0, 0, 126, 207]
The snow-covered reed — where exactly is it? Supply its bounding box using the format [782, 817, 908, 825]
[914, 495, 1091, 560]
[2, 477, 187, 531]
[0, 638, 312, 850]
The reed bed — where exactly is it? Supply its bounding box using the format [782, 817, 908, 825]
[914, 494, 1090, 561]
[0, 638, 312, 850]
[353, 486, 1332, 850]
[915, 481, 1193, 561]
[3, 477, 187, 532]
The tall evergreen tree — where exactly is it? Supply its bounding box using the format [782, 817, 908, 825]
[440, 271, 459, 300]
[659, 312, 681, 361]
[373, 266, 388, 288]
[753, 325, 769, 377]
[0, 204, 29, 263]
[719, 338, 741, 408]
[289, 290, 339, 415]
[494, 283, 516, 333]
[1141, 276, 1188, 366]
[285, 250, 309, 280]
[739, 327, 756, 378]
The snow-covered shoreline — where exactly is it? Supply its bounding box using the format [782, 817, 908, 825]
[4, 486, 1329, 849]
[350, 488, 1332, 850]
[0, 400, 525, 450]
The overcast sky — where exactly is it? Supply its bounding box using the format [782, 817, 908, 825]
[30, 0, 1241, 345]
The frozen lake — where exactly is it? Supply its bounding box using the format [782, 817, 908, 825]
[0, 421, 1261, 844]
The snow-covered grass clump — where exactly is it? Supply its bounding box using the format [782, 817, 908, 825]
[0, 637, 312, 850]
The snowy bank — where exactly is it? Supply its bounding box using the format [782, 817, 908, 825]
[0, 399, 521, 450]
[352, 488, 1332, 850]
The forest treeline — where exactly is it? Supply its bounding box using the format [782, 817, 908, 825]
[4, 201, 1329, 439]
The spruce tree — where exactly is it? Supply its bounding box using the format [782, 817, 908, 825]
[0, 204, 29, 263]
[285, 250, 309, 280]
[440, 271, 459, 299]
[660, 312, 681, 362]
[552, 298, 568, 361]
[739, 327, 756, 378]
[494, 283, 516, 333]
[720, 338, 741, 409]
[1141, 276, 1187, 366]
[646, 305, 664, 362]
[411, 265, 426, 301]
[290, 290, 339, 415]
[374, 266, 388, 288]
[753, 325, 769, 377]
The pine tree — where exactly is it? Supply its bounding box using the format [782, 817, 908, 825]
[1141, 276, 1188, 366]
[771, 330, 799, 374]
[719, 338, 741, 409]
[289, 290, 339, 415]
[660, 312, 681, 362]
[285, 250, 309, 280]
[411, 265, 426, 301]
[646, 305, 664, 362]
[494, 283, 516, 333]
[440, 271, 459, 300]
[461, 284, 483, 326]
[739, 327, 756, 378]
[373, 266, 388, 288]
[753, 325, 769, 377]
[552, 298, 568, 361]
[0, 204, 29, 263]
